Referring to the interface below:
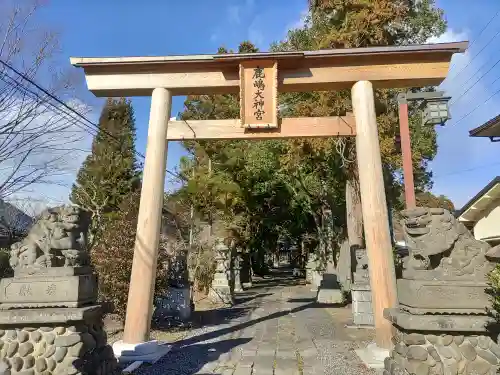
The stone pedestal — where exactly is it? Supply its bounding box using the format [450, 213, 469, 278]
[0, 306, 116, 375]
[383, 310, 500, 375]
[351, 282, 373, 327]
[208, 240, 234, 305]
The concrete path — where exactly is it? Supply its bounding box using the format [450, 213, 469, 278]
[136, 270, 376, 375]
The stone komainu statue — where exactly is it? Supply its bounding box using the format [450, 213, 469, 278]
[401, 207, 500, 282]
[384, 207, 500, 375]
[0, 205, 117, 375]
[9, 205, 91, 271]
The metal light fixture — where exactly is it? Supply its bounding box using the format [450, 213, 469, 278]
[422, 96, 451, 126]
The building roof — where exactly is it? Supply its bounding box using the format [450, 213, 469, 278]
[70, 41, 468, 97]
[469, 113, 500, 140]
[456, 176, 500, 222]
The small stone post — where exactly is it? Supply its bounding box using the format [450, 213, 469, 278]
[208, 239, 234, 305]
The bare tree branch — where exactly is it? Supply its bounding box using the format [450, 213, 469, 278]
[0, 0, 91, 200]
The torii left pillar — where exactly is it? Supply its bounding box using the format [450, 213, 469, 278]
[113, 87, 173, 362]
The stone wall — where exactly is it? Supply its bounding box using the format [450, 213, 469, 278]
[384, 331, 500, 375]
[0, 315, 115, 375]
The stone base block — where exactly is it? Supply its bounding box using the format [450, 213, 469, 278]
[383, 331, 500, 375]
[352, 285, 374, 327]
[154, 287, 192, 321]
[355, 343, 390, 369]
[112, 340, 172, 364]
[316, 288, 343, 304]
[0, 305, 117, 374]
[208, 287, 234, 306]
[353, 312, 374, 327]
[397, 279, 491, 314]
[0, 274, 97, 309]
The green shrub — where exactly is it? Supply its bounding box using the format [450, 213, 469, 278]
[91, 192, 168, 320]
[488, 264, 500, 317]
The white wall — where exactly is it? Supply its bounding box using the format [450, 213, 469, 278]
[473, 199, 500, 245]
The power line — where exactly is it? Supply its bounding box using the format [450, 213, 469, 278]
[0, 72, 100, 138]
[451, 81, 500, 126]
[432, 161, 500, 179]
[445, 9, 500, 82]
[0, 59, 182, 180]
[449, 56, 500, 106]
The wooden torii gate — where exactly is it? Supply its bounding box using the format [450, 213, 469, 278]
[71, 41, 466, 359]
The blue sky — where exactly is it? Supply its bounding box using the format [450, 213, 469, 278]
[25, 0, 500, 209]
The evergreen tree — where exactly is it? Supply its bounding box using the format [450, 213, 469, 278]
[70, 98, 140, 245]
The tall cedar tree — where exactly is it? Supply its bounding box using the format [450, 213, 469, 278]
[177, 2, 453, 266]
[70, 98, 141, 244]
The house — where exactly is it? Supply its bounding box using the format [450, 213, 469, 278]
[455, 115, 500, 245]
[0, 200, 33, 247]
[469, 113, 500, 141]
[456, 177, 500, 246]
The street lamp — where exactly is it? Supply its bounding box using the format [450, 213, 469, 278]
[397, 91, 451, 208]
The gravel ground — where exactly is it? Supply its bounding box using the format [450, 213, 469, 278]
[132, 271, 376, 375]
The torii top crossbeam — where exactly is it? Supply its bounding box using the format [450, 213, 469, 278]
[71, 42, 467, 97]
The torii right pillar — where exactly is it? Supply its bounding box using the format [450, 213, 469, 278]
[352, 81, 398, 349]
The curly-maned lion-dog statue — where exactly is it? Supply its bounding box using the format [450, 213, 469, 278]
[401, 207, 500, 282]
[9, 205, 91, 271]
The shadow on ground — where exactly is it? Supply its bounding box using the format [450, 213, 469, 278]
[136, 337, 252, 375]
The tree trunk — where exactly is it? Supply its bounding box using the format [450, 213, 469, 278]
[346, 177, 364, 249]
[337, 177, 365, 291]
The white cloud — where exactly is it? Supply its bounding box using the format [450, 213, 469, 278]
[426, 29, 468, 44]
[287, 8, 309, 33]
[1, 97, 95, 211]
[227, 5, 241, 24]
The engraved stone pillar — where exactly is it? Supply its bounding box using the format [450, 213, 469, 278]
[233, 250, 243, 293]
[351, 248, 374, 327]
[0, 205, 117, 375]
[305, 255, 315, 285]
[208, 240, 234, 305]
